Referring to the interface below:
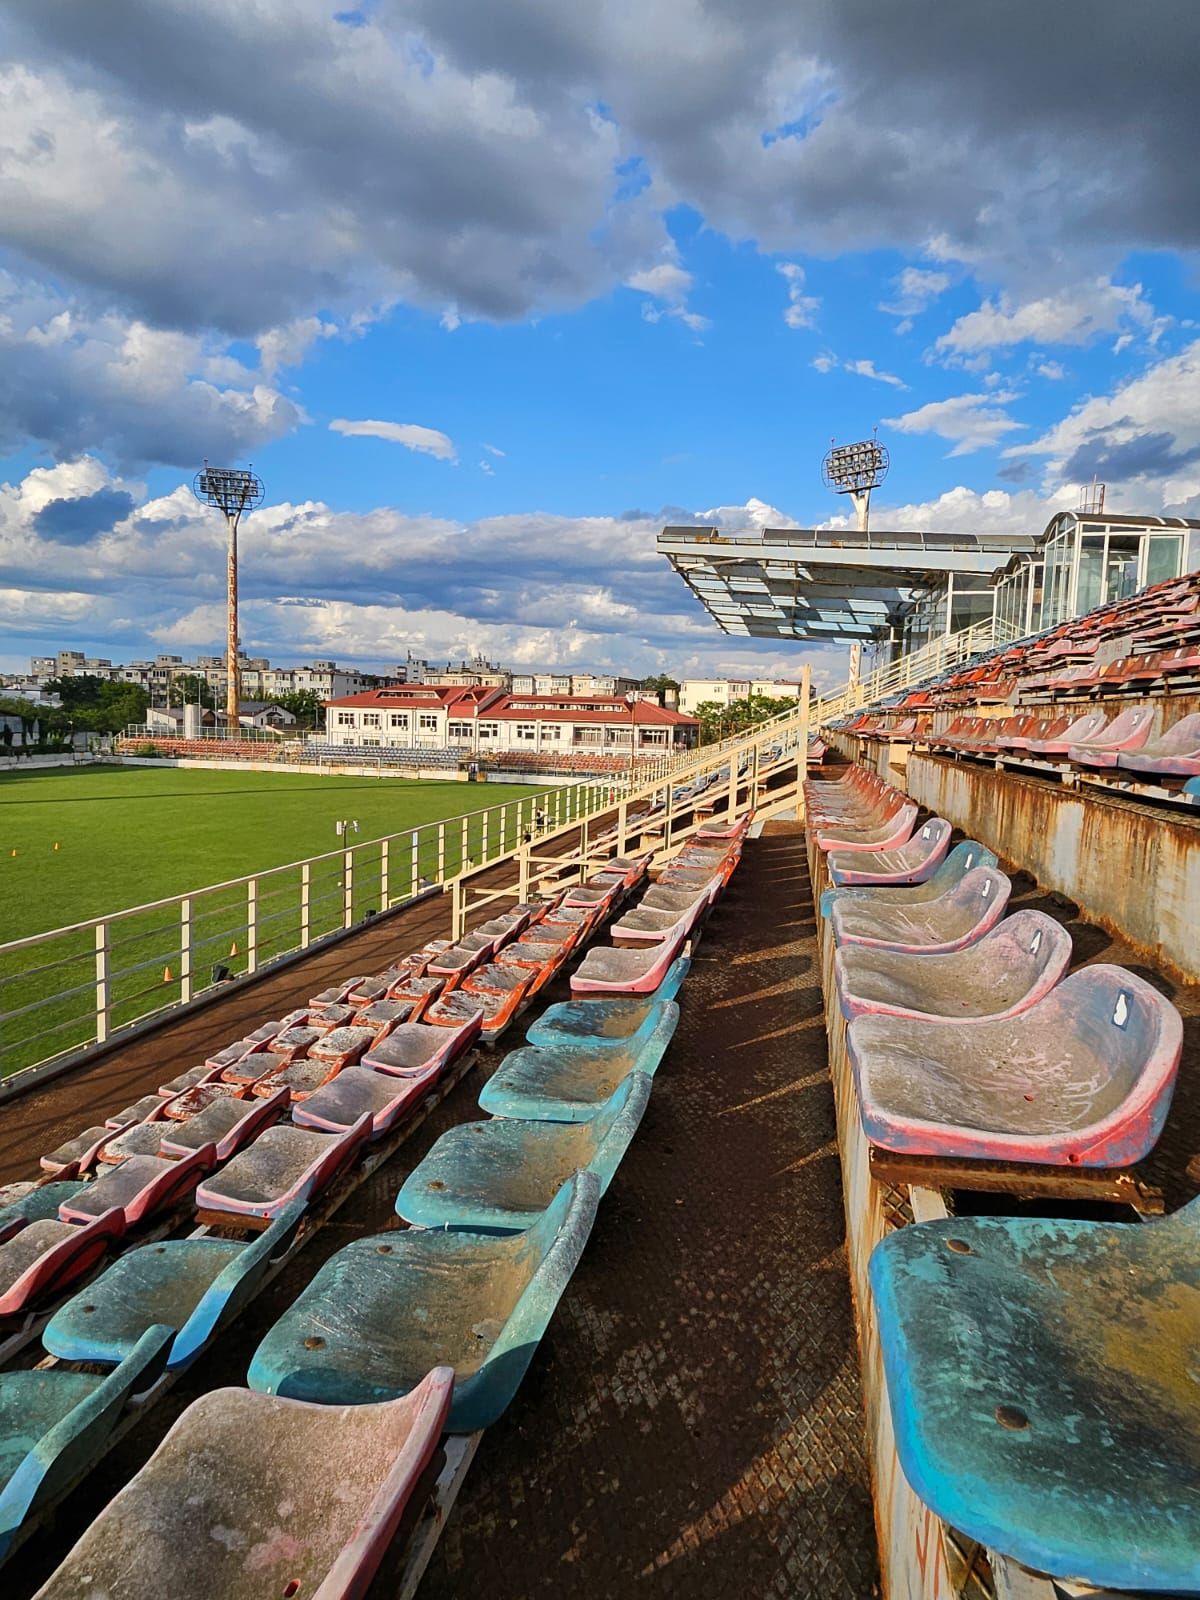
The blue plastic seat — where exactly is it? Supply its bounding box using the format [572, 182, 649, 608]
[479, 1002, 679, 1120]
[248, 1173, 599, 1432]
[395, 1075, 651, 1230]
[871, 1198, 1200, 1593]
[524, 957, 690, 1050]
[42, 1201, 306, 1372]
[819, 839, 998, 919]
[0, 1325, 171, 1562]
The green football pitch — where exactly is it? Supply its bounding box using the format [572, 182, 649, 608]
[0, 765, 566, 1074]
[0, 764, 546, 944]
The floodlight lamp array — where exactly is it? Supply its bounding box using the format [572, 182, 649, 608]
[822, 439, 889, 494]
[191, 465, 265, 513]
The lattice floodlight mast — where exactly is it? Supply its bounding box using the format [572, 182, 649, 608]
[822, 435, 889, 533]
[191, 464, 265, 724]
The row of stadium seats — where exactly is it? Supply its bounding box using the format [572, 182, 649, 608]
[0, 818, 748, 1594]
[807, 763, 1192, 1591]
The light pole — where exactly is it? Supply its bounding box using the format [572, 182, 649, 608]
[191, 464, 265, 727]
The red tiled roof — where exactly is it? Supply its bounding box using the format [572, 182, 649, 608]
[324, 684, 493, 710]
[491, 696, 697, 725]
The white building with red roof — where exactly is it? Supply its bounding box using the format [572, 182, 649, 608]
[321, 684, 698, 760]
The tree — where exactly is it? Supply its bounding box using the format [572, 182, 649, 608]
[693, 693, 798, 745]
[639, 673, 681, 706]
[41, 676, 150, 733]
[168, 673, 215, 709]
[273, 689, 326, 729]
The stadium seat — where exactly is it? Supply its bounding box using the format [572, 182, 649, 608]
[0, 1324, 172, 1562]
[827, 817, 952, 888]
[526, 959, 691, 1046]
[834, 909, 1071, 1022]
[869, 1200, 1200, 1592]
[157, 1085, 289, 1162]
[813, 801, 919, 854]
[362, 1014, 481, 1076]
[479, 1002, 680, 1120]
[194, 1117, 370, 1222]
[847, 965, 1181, 1165]
[1021, 709, 1107, 756]
[818, 839, 999, 920]
[247, 1173, 599, 1432]
[59, 1145, 215, 1229]
[0, 1209, 123, 1319]
[395, 1073, 652, 1230]
[30, 1369, 454, 1599]
[0, 1182, 88, 1241]
[290, 1060, 443, 1139]
[571, 932, 688, 994]
[1117, 712, 1200, 777]
[43, 1200, 306, 1371]
[829, 866, 1011, 953]
[1068, 706, 1155, 767]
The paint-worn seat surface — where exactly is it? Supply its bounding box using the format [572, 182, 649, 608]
[0, 1183, 87, 1241]
[835, 911, 1071, 1023]
[31, 1369, 454, 1600]
[248, 1174, 599, 1432]
[0, 1325, 171, 1561]
[158, 1087, 288, 1161]
[479, 1004, 679, 1120]
[848, 965, 1182, 1166]
[59, 1147, 213, 1228]
[194, 1120, 368, 1221]
[814, 801, 918, 853]
[43, 1202, 306, 1371]
[827, 818, 953, 889]
[1068, 705, 1155, 768]
[362, 1015, 481, 1076]
[1118, 711, 1200, 777]
[870, 1199, 1200, 1593]
[396, 1074, 651, 1229]
[819, 840, 997, 920]
[527, 958, 690, 1046]
[0, 1211, 122, 1319]
[830, 866, 1010, 953]
[571, 936, 686, 995]
[292, 1062, 441, 1138]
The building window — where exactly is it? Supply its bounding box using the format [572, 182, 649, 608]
[336, 711, 355, 727]
[418, 714, 438, 731]
[362, 713, 381, 728]
[447, 721, 472, 741]
[478, 722, 499, 739]
[516, 723, 537, 741]
[363, 737, 381, 747]
[543, 724, 561, 741]
[389, 713, 409, 730]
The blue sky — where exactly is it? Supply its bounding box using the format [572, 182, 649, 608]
[1, 1, 1199, 687]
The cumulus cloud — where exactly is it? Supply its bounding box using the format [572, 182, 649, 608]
[885, 390, 1024, 455]
[625, 259, 709, 331]
[936, 278, 1156, 357]
[879, 267, 951, 328]
[811, 353, 906, 387]
[329, 418, 457, 461]
[777, 263, 820, 330]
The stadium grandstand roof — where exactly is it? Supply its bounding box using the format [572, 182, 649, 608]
[658, 523, 1035, 643]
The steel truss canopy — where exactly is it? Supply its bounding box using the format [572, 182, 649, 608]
[657, 524, 1036, 643]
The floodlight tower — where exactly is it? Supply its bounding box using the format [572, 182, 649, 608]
[822, 433, 890, 533]
[191, 464, 265, 725]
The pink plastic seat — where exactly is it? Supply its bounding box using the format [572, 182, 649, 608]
[1118, 712, 1200, 777]
[848, 966, 1182, 1166]
[830, 866, 1011, 954]
[195, 1118, 370, 1222]
[60, 1146, 215, 1228]
[0, 1210, 124, 1318]
[571, 933, 687, 995]
[1069, 706, 1155, 768]
[292, 1062, 442, 1139]
[827, 818, 952, 888]
[814, 801, 919, 854]
[362, 1015, 481, 1077]
[1023, 710, 1107, 756]
[835, 910, 1071, 1022]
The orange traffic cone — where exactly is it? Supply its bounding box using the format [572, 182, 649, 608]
[163, 965, 174, 983]
[53, 842, 59, 851]
[9, 848, 15, 858]
[229, 941, 239, 958]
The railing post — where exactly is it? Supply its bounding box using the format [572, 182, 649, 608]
[618, 798, 628, 854]
[727, 742, 737, 821]
[380, 837, 390, 909]
[343, 847, 354, 928]
[437, 821, 446, 881]
[451, 876, 464, 940]
[180, 898, 192, 1003]
[247, 878, 258, 973]
[499, 804, 507, 856]
[94, 922, 110, 1045]
[410, 830, 420, 895]
[482, 808, 490, 861]
[798, 664, 812, 799]
[300, 862, 311, 948]
[518, 842, 530, 902]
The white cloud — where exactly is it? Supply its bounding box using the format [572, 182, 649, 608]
[936, 278, 1155, 356]
[482, 443, 506, 458]
[625, 259, 709, 331]
[1034, 359, 1066, 380]
[329, 418, 457, 461]
[879, 267, 951, 321]
[843, 358, 907, 389]
[885, 390, 1024, 455]
[811, 353, 837, 374]
[777, 262, 820, 330]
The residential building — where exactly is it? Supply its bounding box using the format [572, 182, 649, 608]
[678, 678, 806, 715]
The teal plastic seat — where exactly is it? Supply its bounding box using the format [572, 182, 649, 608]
[395, 1074, 650, 1230]
[819, 839, 998, 919]
[0, 1324, 171, 1562]
[248, 1173, 600, 1432]
[871, 1198, 1200, 1593]
[0, 1183, 88, 1243]
[524, 957, 690, 1049]
[42, 1200, 306, 1372]
[480, 1003, 679, 1121]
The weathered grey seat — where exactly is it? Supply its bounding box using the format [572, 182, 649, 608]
[835, 910, 1072, 1022]
[30, 1371, 454, 1599]
[830, 866, 1011, 953]
[480, 1005, 679, 1120]
[819, 839, 997, 919]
